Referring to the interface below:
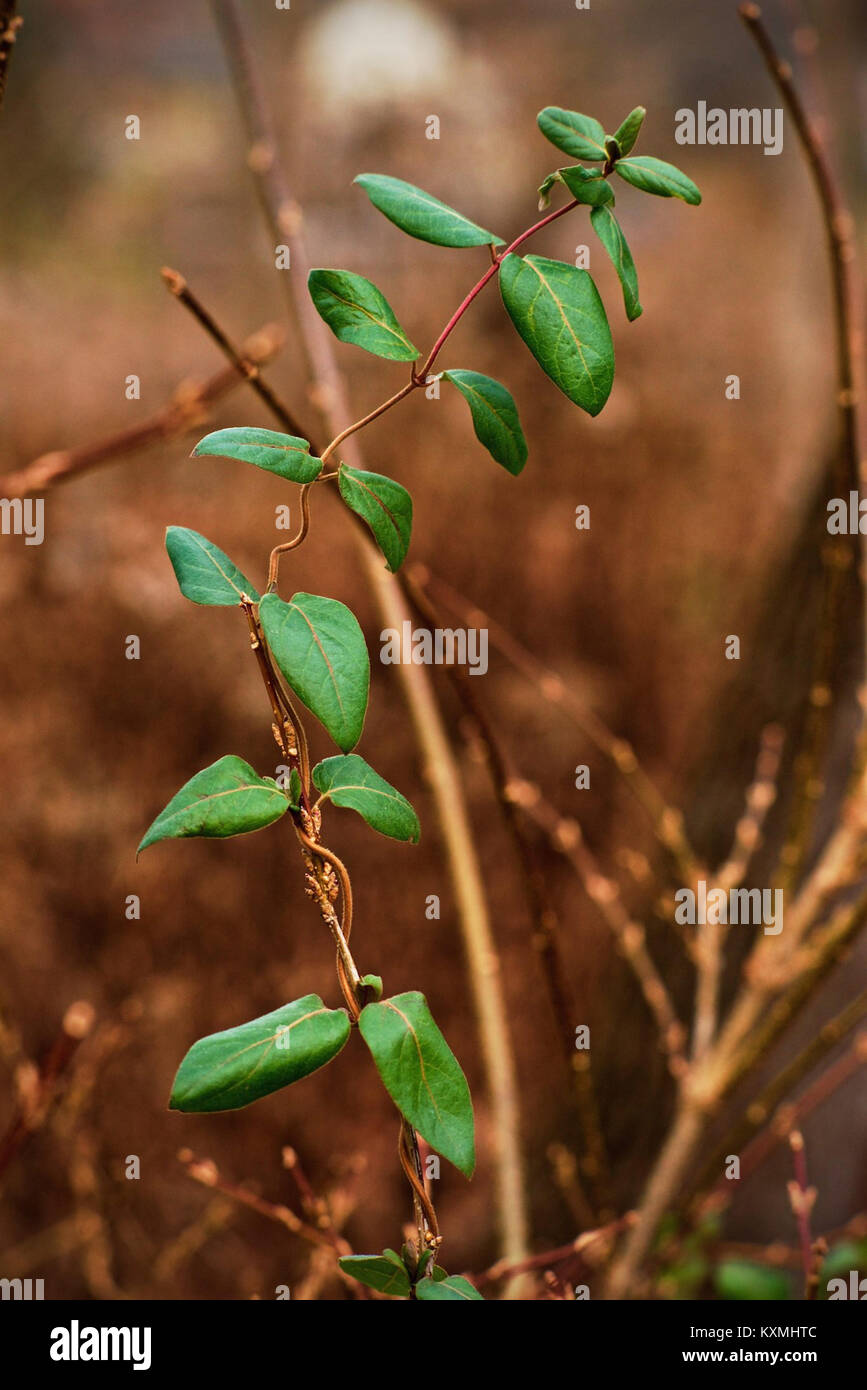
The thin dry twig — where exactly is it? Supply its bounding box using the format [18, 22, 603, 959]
[0, 1000, 95, 1185]
[0, 323, 284, 498]
[740, 2, 865, 891]
[410, 565, 702, 885]
[510, 781, 688, 1076]
[0, 0, 21, 111]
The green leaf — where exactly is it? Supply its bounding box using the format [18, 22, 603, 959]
[416, 1274, 484, 1301]
[537, 171, 559, 209]
[612, 106, 646, 157]
[285, 766, 302, 810]
[590, 206, 642, 321]
[354, 174, 503, 249]
[359, 973, 384, 1002]
[359, 991, 475, 1177]
[259, 592, 370, 753]
[165, 526, 259, 606]
[537, 107, 608, 162]
[442, 370, 528, 475]
[714, 1260, 791, 1301]
[312, 754, 420, 843]
[307, 269, 419, 361]
[337, 465, 412, 572]
[138, 755, 288, 853]
[191, 427, 322, 484]
[558, 165, 614, 208]
[614, 156, 701, 205]
[498, 253, 614, 417]
[339, 1251, 411, 1298]
[169, 995, 350, 1113]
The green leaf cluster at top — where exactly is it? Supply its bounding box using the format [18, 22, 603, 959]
[305, 105, 698, 432]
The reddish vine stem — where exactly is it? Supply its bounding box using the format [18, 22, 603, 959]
[314, 198, 582, 480]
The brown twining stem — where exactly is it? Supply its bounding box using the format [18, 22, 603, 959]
[739, 5, 865, 892]
[399, 1118, 439, 1255]
[267, 483, 311, 591]
[0, 1, 21, 112]
[239, 594, 311, 794]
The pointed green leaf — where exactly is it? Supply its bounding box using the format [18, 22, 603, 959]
[537, 107, 608, 161]
[165, 526, 259, 606]
[354, 174, 503, 249]
[312, 754, 420, 843]
[590, 206, 642, 321]
[612, 106, 646, 157]
[337, 465, 412, 572]
[416, 1274, 484, 1301]
[498, 253, 614, 416]
[442, 370, 527, 475]
[138, 755, 288, 853]
[558, 165, 614, 208]
[169, 995, 350, 1113]
[307, 269, 418, 361]
[614, 156, 701, 205]
[259, 592, 370, 753]
[537, 171, 559, 209]
[192, 427, 322, 483]
[359, 991, 475, 1177]
[339, 1251, 411, 1298]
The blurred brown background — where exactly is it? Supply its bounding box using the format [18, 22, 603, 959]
[0, 0, 865, 1298]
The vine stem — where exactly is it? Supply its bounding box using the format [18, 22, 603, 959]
[315, 197, 582, 471]
[209, 0, 535, 1285]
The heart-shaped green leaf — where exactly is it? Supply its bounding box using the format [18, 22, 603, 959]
[337, 465, 412, 572]
[416, 1274, 484, 1301]
[312, 754, 420, 843]
[359, 991, 475, 1177]
[192, 427, 322, 483]
[169, 995, 350, 1113]
[498, 253, 614, 416]
[339, 1251, 411, 1297]
[165, 526, 259, 606]
[537, 107, 608, 161]
[558, 165, 615, 208]
[259, 592, 370, 753]
[308, 269, 419, 361]
[612, 106, 646, 157]
[138, 755, 288, 853]
[443, 370, 528, 475]
[614, 156, 701, 205]
[355, 174, 504, 249]
[590, 205, 642, 321]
